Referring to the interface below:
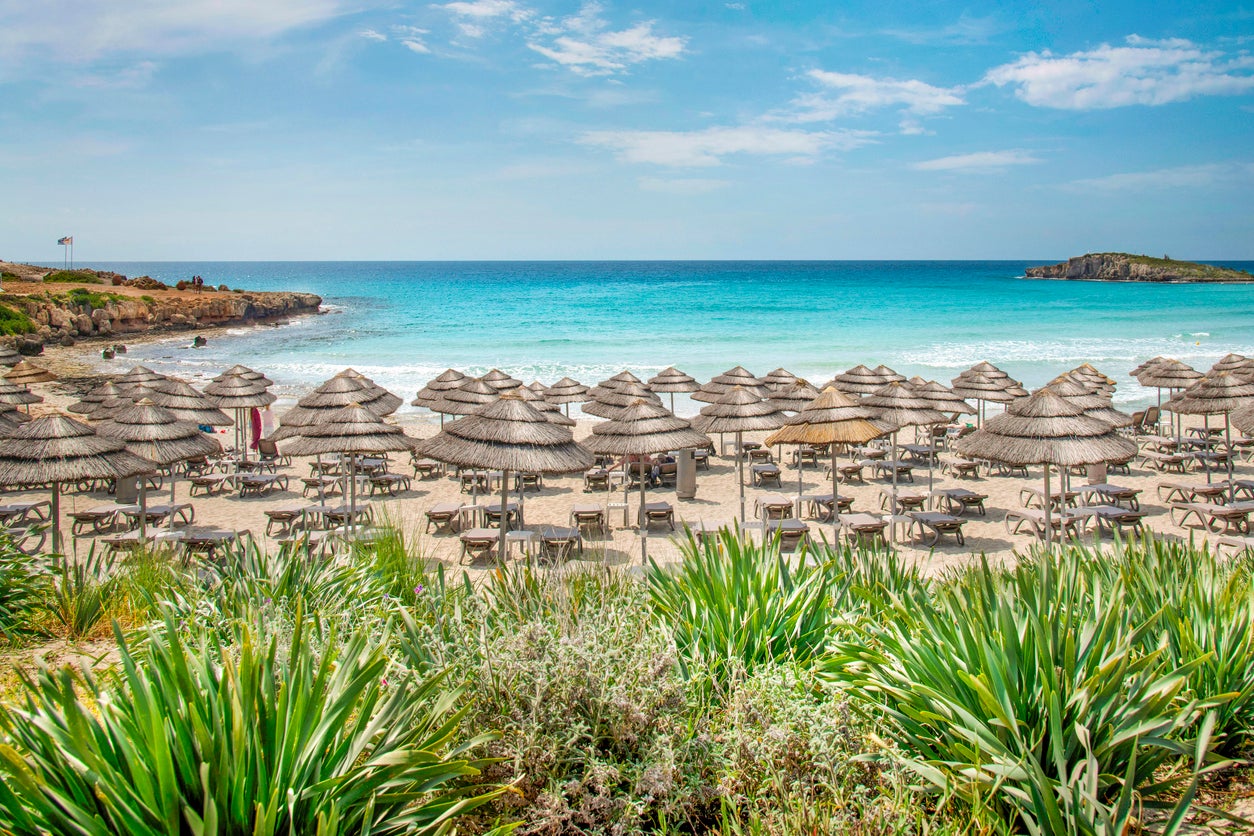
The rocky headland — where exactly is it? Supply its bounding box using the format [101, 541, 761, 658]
[0, 261, 321, 355]
[1025, 253, 1252, 283]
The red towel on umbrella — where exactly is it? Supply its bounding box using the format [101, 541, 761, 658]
[250, 407, 262, 450]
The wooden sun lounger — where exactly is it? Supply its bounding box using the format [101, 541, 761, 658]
[1074, 505, 1148, 537]
[879, 488, 928, 513]
[236, 473, 290, 498]
[801, 493, 852, 522]
[188, 473, 235, 497]
[69, 502, 133, 536]
[1077, 483, 1141, 511]
[639, 501, 676, 531]
[837, 512, 888, 547]
[908, 511, 967, 547]
[1005, 508, 1082, 541]
[570, 503, 607, 534]
[942, 459, 981, 479]
[1216, 535, 1254, 555]
[1138, 450, 1190, 473]
[264, 503, 315, 537]
[1157, 480, 1229, 504]
[0, 500, 53, 527]
[458, 527, 499, 563]
[930, 488, 987, 516]
[122, 503, 195, 529]
[301, 475, 342, 498]
[425, 501, 463, 533]
[1170, 501, 1254, 534]
[367, 472, 412, 496]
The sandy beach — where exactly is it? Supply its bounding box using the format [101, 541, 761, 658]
[10, 343, 1251, 578]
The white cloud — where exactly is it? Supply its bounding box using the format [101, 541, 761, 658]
[0, 0, 351, 66]
[638, 176, 730, 194]
[911, 150, 1042, 172]
[527, 4, 686, 77]
[1060, 163, 1250, 192]
[436, 0, 531, 38]
[984, 36, 1254, 109]
[580, 125, 873, 166]
[359, 29, 388, 42]
[786, 70, 965, 122]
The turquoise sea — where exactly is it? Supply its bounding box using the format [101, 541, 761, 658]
[80, 261, 1254, 416]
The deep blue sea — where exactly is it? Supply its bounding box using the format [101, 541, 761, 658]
[78, 261, 1254, 416]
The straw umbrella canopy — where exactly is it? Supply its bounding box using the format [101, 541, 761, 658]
[827, 364, 894, 396]
[583, 381, 661, 419]
[416, 392, 593, 562]
[526, 380, 550, 397]
[115, 365, 167, 389]
[0, 345, 22, 367]
[647, 367, 699, 412]
[957, 389, 1136, 547]
[1137, 359, 1203, 440]
[0, 408, 26, 435]
[428, 377, 499, 419]
[545, 377, 589, 416]
[1232, 404, 1254, 436]
[1163, 370, 1254, 497]
[513, 385, 575, 426]
[5, 360, 56, 387]
[692, 386, 784, 523]
[1046, 378, 1133, 429]
[762, 368, 799, 391]
[1211, 353, 1254, 381]
[276, 376, 392, 438]
[0, 414, 154, 551]
[217, 364, 274, 387]
[481, 369, 523, 392]
[1130, 356, 1167, 378]
[951, 362, 1027, 425]
[765, 387, 887, 541]
[68, 380, 126, 416]
[584, 398, 710, 563]
[334, 369, 402, 415]
[138, 379, 232, 426]
[412, 369, 468, 413]
[692, 366, 769, 403]
[768, 379, 821, 414]
[282, 403, 417, 531]
[912, 379, 976, 418]
[95, 399, 223, 538]
[0, 381, 42, 410]
[862, 381, 949, 522]
[202, 373, 277, 457]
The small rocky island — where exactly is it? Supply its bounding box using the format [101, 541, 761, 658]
[1025, 253, 1252, 283]
[0, 261, 322, 354]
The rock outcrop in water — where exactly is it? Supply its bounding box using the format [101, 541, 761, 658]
[1025, 253, 1252, 283]
[0, 261, 321, 353]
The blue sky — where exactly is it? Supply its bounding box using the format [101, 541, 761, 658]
[2, 0, 1252, 260]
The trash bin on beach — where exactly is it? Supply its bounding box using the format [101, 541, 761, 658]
[677, 449, 697, 499]
[115, 476, 138, 504]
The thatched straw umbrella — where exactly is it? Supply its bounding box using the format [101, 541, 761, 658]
[0, 414, 154, 551]
[692, 386, 784, 523]
[95, 399, 222, 538]
[1164, 370, 1254, 497]
[202, 373, 277, 459]
[430, 377, 499, 421]
[957, 389, 1135, 547]
[1137, 359, 1202, 441]
[481, 369, 523, 392]
[768, 379, 821, 414]
[1232, 404, 1254, 436]
[828, 364, 898, 396]
[0, 381, 42, 413]
[526, 380, 550, 397]
[0, 345, 21, 367]
[951, 362, 1027, 426]
[0, 408, 26, 435]
[863, 381, 949, 509]
[136, 379, 232, 427]
[219, 364, 274, 387]
[911, 379, 976, 420]
[282, 403, 416, 533]
[583, 381, 661, 419]
[1212, 353, 1254, 381]
[584, 399, 709, 563]
[115, 365, 167, 389]
[416, 393, 592, 561]
[514, 385, 575, 426]
[274, 375, 392, 442]
[1047, 378, 1133, 429]
[413, 369, 468, 425]
[545, 377, 589, 416]
[68, 380, 126, 416]
[335, 369, 402, 415]
[1130, 356, 1167, 378]
[692, 366, 768, 403]
[647, 367, 699, 413]
[765, 387, 887, 541]
[5, 360, 56, 388]
[762, 368, 799, 391]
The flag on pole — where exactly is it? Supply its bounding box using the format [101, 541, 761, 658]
[57, 236, 73, 245]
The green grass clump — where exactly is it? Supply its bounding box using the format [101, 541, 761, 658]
[64, 286, 123, 310]
[42, 270, 102, 284]
[0, 303, 35, 336]
[0, 539, 48, 644]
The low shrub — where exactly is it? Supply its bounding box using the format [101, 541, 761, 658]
[0, 609, 507, 834]
[44, 550, 120, 640]
[0, 304, 35, 336]
[0, 538, 48, 644]
[42, 270, 102, 284]
[65, 287, 123, 310]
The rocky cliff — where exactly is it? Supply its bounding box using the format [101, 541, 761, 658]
[0, 261, 321, 353]
[1025, 253, 1252, 283]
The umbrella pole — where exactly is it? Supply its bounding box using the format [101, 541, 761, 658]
[1043, 463, 1052, 550]
[737, 430, 745, 525]
[1226, 418, 1235, 504]
[169, 469, 177, 532]
[498, 468, 509, 563]
[831, 447, 840, 545]
[51, 482, 61, 553]
[669, 393, 675, 414]
[640, 460, 648, 565]
[889, 431, 898, 546]
[139, 476, 147, 542]
[349, 456, 357, 535]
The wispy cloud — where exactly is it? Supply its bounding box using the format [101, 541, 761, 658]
[984, 35, 1254, 109]
[880, 13, 1003, 46]
[580, 125, 873, 166]
[1060, 163, 1251, 192]
[0, 0, 352, 66]
[436, 0, 531, 38]
[911, 150, 1042, 172]
[783, 69, 965, 124]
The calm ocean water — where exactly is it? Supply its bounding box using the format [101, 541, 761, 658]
[80, 261, 1254, 416]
